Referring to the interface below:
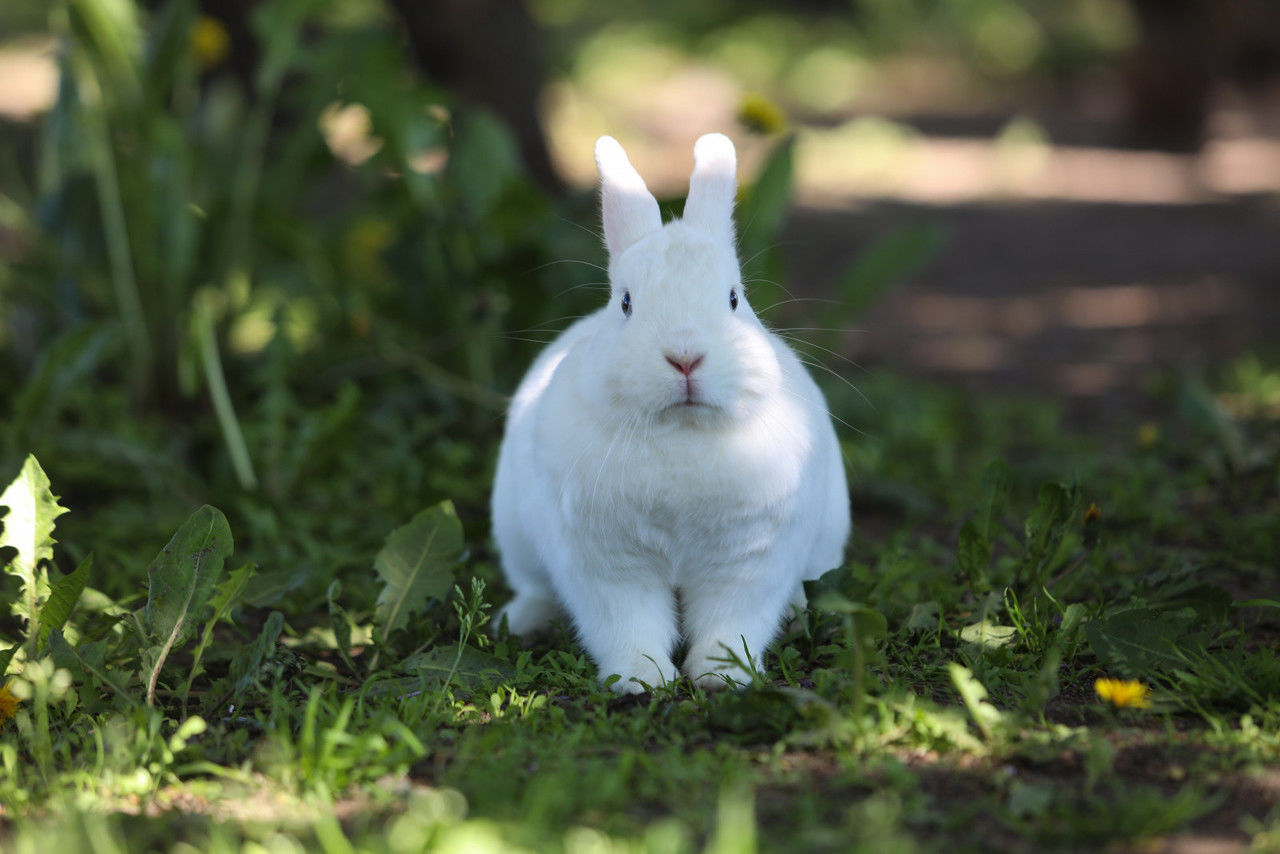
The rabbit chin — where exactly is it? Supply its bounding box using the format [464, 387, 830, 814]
[658, 398, 727, 427]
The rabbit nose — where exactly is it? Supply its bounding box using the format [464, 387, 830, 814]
[664, 353, 705, 377]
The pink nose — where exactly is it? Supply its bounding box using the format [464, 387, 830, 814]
[665, 353, 705, 377]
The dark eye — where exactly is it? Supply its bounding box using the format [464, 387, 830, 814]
[621, 290, 632, 317]
[729, 288, 738, 311]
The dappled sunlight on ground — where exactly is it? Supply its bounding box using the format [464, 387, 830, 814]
[796, 128, 1280, 205]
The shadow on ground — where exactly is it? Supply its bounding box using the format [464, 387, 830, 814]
[784, 196, 1280, 425]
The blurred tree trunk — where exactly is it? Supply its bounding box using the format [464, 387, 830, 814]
[384, 0, 562, 194]
[1124, 0, 1280, 151]
[1123, 0, 1214, 151]
[177, 0, 563, 191]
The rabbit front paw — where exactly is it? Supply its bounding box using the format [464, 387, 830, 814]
[599, 653, 679, 695]
[683, 644, 755, 691]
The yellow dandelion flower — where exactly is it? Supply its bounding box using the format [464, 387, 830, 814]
[191, 15, 230, 72]
[0, 682, 19, 725]
[1095, 678, 1150, 709]
[737, 93, 788, 135]
[1136, 422, 1159, 449]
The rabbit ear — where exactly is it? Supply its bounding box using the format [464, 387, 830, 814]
[596, 136, 662, 259]
[682, 133, 737, 244]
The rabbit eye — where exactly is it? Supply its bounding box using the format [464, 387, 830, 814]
[729, 289, 738, 311]
[621, 290, 632, 317]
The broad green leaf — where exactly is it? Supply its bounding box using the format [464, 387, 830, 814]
[1179, 380, 1247, 470]
[182, 563, 257, 703]
[206, 562, 256, 621]
[1006, 782, 1054, 819]
[400, 643, 512, 689]
[810, 592, 888, 637]
[0, 645, 15, 679]
[226, 610, 284, 700]
[10, 325, 115, 436]
[1022, 645, 1062, 712]
[48, 631, 127, 701]
[143, 505, 233, 705]
[251, 0, 326, 93]
[978, 459, 1011, 538]
[949, 662, 1005, 740]
[327, 580, 355, 673]
[1158, 583, 1232, 623]
[838, 223, 945, 318]
[37, 554, 92, 649]
[959, 620, 1019, 649]
[1084, 607, 1199, 675]
[68, 0, 143, 98]
[0, 455, 69, 647]
[447, 110, 522, 220]
[956, 519, 991, 589]
[374, 502, 464, 642]
[1024, 482, 1074, 555]
[1020, 481, 1080, 584]
[737, 134, 794, 279]
[1084, 738, 1116, 793]
[1058, 602, 1087, 641]
[903, 601, 941, 634]
[47, 629, 78, 674]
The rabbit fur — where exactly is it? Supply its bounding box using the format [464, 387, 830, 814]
[491, 133, 850, 692]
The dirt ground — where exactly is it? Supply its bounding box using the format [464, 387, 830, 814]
[783, 193, 1280, 426]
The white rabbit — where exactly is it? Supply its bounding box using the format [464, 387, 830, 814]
[491, 133, 850, 692]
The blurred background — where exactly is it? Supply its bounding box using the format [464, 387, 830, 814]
[1, 0, 1278, 604]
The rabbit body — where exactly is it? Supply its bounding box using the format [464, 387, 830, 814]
[491, 135, 849, 692]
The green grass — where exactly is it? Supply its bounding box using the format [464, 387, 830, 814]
[0, 361, 1276, 853]
[2, 1, 1279, 851]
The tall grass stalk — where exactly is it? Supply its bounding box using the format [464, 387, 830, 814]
[68, 52, 152, 396]
[195, 297, 258, 490]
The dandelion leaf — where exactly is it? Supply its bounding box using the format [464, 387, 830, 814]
[0, 455, 69, 634]
[226, 610, 284, 700]
[957, 519, 992, 589]
[142, 506, 232, 704]
[144, 506, 233, 647]
[1084, 607, 1198, 675]
[400, 643, 511, 688]
[949, 662, 1006, 739]
[374, 502, 464, 642]
[37, 553, 92, 648]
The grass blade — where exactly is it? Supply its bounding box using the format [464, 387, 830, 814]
[195, 297, 258, 490]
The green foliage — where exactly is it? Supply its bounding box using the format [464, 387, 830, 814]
[142, 505, 233, 705]
[948, 662, 1006, 742]
[36, 554, 92, 650]
[838, 223, 946, 318]
[373, 502, 465, 645]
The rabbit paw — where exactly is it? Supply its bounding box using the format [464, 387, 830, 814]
[600, 654, 678, 695]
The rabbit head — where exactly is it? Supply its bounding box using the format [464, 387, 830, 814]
[585, 134, 783, 425]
